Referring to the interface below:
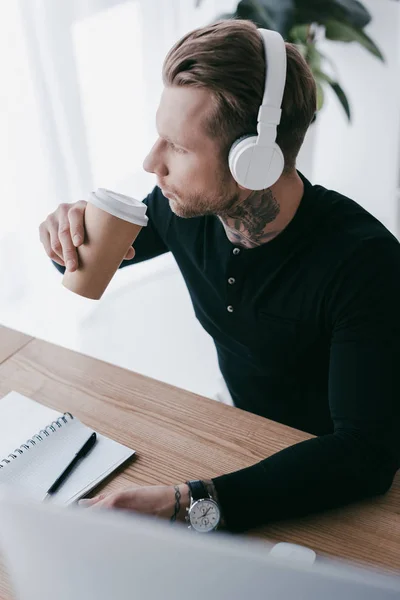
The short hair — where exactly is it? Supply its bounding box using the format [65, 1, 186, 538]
[162, 19, 317, 176]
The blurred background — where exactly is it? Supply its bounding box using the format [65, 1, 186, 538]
[1, 0, 400, 402]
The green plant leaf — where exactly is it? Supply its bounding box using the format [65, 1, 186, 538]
[235, 0, 295, 36]
[307, 44, 323, 72]
[256, 0, 296, 35]
[235, 0, 277, 30]
[324, 19, 384, 60]
[315, 79, 325, 111]
[289, 24, 310, 44]
[295, 0, 371, 30]
[329, 80, 351, 120]
[314, 69, 351, 120]
[236, 0, 277, 31]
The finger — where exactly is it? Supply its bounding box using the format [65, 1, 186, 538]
[87, 497, 118, 510]
[46, 217, 66, 263]
[39, 225, 65, 266]
[85, 490, 134, 511]
[78, 498, 94, 506]
[78, 493, 106, 507]
[58, 218, 78, 272]
[68, 201, 87, 247]
[124, 247, 135, 260]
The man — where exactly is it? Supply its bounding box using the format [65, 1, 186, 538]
[40, 20, 400, 533]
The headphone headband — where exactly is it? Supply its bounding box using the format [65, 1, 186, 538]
[258, 29, 287, 114]
[257, 29, 287, 145]
[228, 28, 287, 190]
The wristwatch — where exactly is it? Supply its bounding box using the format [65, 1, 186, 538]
[186, 480, 221, 533]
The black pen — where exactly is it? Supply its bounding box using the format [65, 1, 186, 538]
[43, 432, 97, 501]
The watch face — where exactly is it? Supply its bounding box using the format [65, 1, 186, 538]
[189, 499, 220, 533]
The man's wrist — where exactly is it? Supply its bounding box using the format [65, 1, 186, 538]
[176, 483, 190, 521]
[173, 480, 225, 529]
[184, 479, 225, 529]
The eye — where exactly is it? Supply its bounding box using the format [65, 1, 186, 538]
[168, 141, 185, 154]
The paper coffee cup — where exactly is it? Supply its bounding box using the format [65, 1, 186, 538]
[62, 188, 148, 300]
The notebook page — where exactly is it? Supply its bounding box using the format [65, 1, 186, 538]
[0, 418, 98, 502]
[0, 392, 135, 505]
[0, 391, 61, 459]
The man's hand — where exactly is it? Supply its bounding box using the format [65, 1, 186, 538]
[78, 483, 190, 522]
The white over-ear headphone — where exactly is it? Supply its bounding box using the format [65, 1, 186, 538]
[228, 28, 287, 191]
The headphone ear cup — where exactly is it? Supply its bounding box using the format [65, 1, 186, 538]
[228, 135, 257, 186]
[263, 144, 285, 189]
[229, 134, 254, 158]
[229, 136, 284, 190]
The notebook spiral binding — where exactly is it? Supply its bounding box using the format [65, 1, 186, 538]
[0, 412, 74, 469]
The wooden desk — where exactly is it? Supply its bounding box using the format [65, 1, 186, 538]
[0, 325, 33, 365]
[0, 325, 399, 596]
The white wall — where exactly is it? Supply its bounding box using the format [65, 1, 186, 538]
[3, 0, 399, 403]
[311, 0, 400, 235]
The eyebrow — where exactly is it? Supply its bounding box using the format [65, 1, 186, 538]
[163, 134, 183, 146]
[160, 132, 189, 150]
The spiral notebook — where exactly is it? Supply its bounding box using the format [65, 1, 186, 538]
[0, 391, 135, 505]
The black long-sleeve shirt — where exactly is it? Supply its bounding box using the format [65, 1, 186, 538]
[53, 171, 400, 532]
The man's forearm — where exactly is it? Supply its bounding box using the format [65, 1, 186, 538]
[211, 432, 397, 532]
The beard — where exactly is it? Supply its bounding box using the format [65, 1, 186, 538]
[167, 182, 241, 220]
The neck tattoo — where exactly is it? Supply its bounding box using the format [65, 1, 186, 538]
[220, 189, 281, 249]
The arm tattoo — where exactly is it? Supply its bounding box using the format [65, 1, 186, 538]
[170, 485, 181, 522]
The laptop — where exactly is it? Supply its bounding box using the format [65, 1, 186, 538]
[0, 487, 398, 600]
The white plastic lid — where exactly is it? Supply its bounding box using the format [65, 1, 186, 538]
[87, 188, 149, 227]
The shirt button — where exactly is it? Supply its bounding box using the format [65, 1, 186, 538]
[228, 277, 236, 285]
[233, 248, 240, 255]
[227, 305, 234, 313]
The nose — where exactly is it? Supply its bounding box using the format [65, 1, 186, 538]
[143, 140, 168, 178]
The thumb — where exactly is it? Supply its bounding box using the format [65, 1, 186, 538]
[124, 247, 135, 260]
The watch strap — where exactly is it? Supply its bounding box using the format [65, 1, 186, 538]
[186, 480, 208, 502]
